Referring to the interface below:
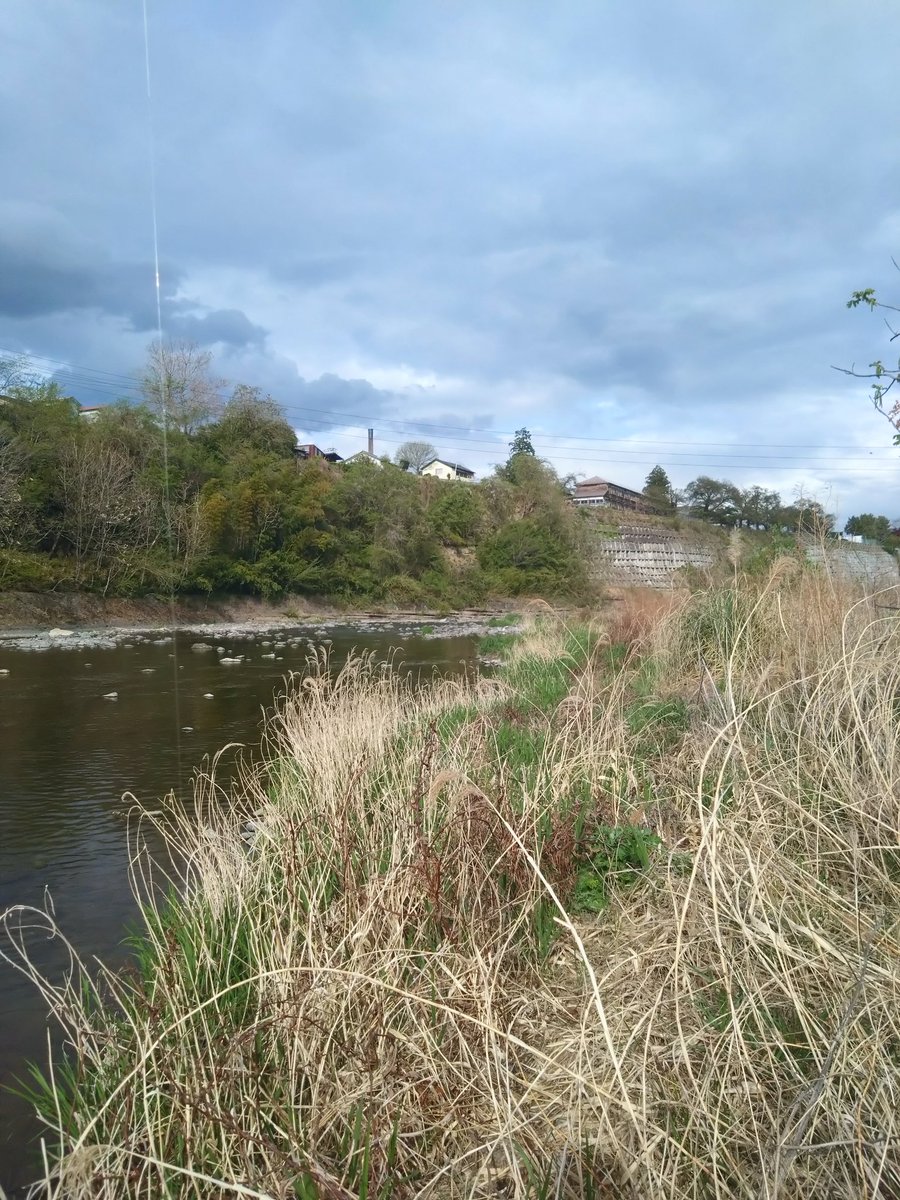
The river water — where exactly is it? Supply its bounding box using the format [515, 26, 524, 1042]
[0, 621, 479, 1192]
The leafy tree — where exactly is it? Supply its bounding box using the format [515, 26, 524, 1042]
[738, 485, 782, 530]
[776, 498, 834, 535]
[684, 476, 741, 525]
[508, 427, 535, 458]
[427, 481, 483, 544]
[845, 513, 891, 541]
[394, 440, 437, 473]
[0, 381, 81, 549]
[642, 465, 675, 513]
[140, 339, 225, 435]
[207, 385, 297, 459]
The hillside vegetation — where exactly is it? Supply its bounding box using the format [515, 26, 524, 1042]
[0, 383, 589, 607]
[5, 562, 900, 1196]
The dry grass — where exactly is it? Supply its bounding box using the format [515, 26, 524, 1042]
[3, 563, 900, 1198]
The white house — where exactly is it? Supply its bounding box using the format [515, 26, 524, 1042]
[343, 450, 385, 468]
[420, 458, 475, 481]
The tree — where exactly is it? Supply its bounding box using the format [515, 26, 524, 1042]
[56, 440, 161, 589]
[845, 513, 891, 541]
[211, 385, 297, 458]
[427, 480, 483, 544]
[778, 497, 834, 535]
[140, 339, 225, 435]
[738, 485, 782, 530]
[394, 440, 437, 473]
[684, 476, 741, 525]
[840, 287, 900, 438]
[508, 428, 535, 458]
[0, 434, 31, 548]
[0, 354, 30, 394]
[642, 465, 675, 513]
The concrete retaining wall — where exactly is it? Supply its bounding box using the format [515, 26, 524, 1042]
[590, 524, 722, 588]
[803, 541, 899, 589]
[589, 520, 900, 590]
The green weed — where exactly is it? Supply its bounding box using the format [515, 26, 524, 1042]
[572, 825, 661, 914]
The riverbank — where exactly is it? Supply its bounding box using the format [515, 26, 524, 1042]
[0, 590, 527, 653]
[5, 569, 900, 1197]
[0, 588, 525, 632]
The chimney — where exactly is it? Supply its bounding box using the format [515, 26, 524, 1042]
[367, 427, 374, 456]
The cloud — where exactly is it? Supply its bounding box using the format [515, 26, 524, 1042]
[166, 308, 267, 348]
[2, 1, 900, 518]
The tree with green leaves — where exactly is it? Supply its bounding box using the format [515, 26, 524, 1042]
[642, 465, 675, 512]
[845, 513, 891, 541]
[684, 476, 741, 525]
[738, 485, 782, 530]
[209, 385, 297, 459]
[508, 427, 535, 458]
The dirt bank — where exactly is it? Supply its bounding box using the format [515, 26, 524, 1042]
[0, 590, 519, 632]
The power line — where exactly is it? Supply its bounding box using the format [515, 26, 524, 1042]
[3, 345, 895, 454]
[333, 429, 900, 475]
[281, 405, 896, 464]
[4, 346, 899, 475]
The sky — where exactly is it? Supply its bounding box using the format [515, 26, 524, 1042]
[2, 0, 900, 521]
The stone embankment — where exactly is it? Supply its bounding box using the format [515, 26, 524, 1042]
[803, 539, 899, 589]
[588, 514, 900, 590]
[590, 521, 723, 588]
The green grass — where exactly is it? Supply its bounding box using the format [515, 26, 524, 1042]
[477, 631, 519, 656]
[487, 612, 522, 627]
[572, 825, 661, 914]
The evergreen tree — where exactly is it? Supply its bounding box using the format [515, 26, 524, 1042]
[642, 465, 675, 512]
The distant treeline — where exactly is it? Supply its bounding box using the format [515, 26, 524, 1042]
[643, 466, 837, 533]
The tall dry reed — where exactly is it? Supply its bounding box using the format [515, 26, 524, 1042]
[3, 570, 900, 1198]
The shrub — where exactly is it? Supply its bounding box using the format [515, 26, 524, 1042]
[382, 574, 426, 606]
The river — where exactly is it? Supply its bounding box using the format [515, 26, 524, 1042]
[0, 619, 481, 1193]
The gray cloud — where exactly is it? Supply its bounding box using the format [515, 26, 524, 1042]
[167, 308, 266, 348]
[2, 1, 900, 515]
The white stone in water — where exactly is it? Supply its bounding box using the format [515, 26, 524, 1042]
[182, 726, 193, 733]
[0, 668, 9, 675]
[219, 657, 243, 664]
[216, 646, 226, 653]
[48, 628, 74, 637]
[141, 668, 155, 674]
[123, 643, 134, 648]
[261, 640, 272, 646]
[102, 691, 118, 700]
[191, 642, 213, 652]
[203, 692, 214, 699]
[260, 652, 275, 659]
[84, 662, 92, 667]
